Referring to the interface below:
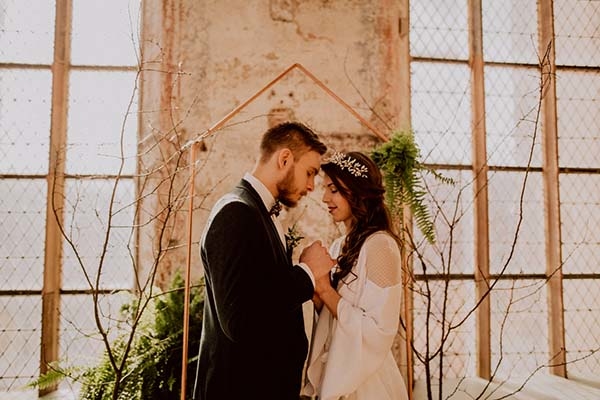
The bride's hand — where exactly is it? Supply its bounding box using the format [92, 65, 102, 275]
[300, 240, 336, 280]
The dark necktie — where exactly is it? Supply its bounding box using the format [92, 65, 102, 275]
[269, 200, 282, 217]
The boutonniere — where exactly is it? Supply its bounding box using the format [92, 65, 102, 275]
[285, 223, 304, 252]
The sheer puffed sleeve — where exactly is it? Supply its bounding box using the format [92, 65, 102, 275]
[319, 232, 402, 399]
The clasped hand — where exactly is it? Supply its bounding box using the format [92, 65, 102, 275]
[299, 240, 335, 281]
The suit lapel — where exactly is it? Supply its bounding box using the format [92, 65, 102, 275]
[236, 180, 290, 262]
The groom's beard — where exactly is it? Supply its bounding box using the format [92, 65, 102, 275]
[277, 166, 305, 208]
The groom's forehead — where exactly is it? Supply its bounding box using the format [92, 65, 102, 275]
[298, 150, 322, 167]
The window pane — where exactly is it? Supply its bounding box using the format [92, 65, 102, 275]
[554, 0, 600, 67]
[488, 171, 545, 275]
[490, 279, 548, 380]
[0, 0, 55, 64]
[0, 69, 52, 174]
[413, 169, 474, 275]
[413, 280, 476, 379]
[410, 0, 468, 60]
[484, 66, 542, 168]
[482, 0, 538, 64]
[564, 280, 600, 377]
[62, 179, 136, 291]
[71, 0, 141, 66]
[560, 174, 600, 274]
[557, 70, 600, 169]
[66, 70, 138, 175]
[412, 62, 471, 165]
[0, 179, 46, 291]
[0, 296, 41, 391]
[60, 293, 130, 370]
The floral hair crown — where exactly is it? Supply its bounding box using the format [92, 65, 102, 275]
[326, 151, 369, 178]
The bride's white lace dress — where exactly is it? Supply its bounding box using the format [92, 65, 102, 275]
[303, 231, 409, 400]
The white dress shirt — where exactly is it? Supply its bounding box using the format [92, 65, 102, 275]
[243, 172, 315, 287]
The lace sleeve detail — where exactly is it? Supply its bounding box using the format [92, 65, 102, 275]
[363, 232, 402, 288]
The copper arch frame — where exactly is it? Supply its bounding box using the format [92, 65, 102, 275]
[180, 62, 412, 399]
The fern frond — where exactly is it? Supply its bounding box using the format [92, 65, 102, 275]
[27, 363, 78, 391]
[425, 166, 456, 186]
[372, 130, 452, 243]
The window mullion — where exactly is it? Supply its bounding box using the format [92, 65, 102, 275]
[399, 0, 415, 395]
[468, 0, 492, 380]
[538, 0, 566, 378]
[40, 0, 72, 395]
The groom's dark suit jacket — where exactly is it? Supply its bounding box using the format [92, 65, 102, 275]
[193, 179, 314, 400]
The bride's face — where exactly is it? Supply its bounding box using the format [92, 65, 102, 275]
[321, 174, 353, 229]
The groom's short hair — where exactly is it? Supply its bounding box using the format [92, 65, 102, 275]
[259, 121, 327, 163]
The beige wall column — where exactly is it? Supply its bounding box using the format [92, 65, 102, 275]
[138, 0, 198, 289]
[468, 0, 491, 379]
[40, 0, 71, 395]
[538, 0, 566, 377]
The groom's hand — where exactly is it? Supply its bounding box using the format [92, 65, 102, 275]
[299, 240, 336, 281]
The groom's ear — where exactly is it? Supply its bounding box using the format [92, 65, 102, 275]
[277, 148, 293, 170]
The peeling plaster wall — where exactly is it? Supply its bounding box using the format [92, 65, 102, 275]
[140, 0, 403, 287]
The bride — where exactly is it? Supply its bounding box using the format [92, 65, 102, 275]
[303, 151, 409, 400]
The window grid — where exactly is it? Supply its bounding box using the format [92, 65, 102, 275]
[0, 0, 139, 392]
[407, 0, 600, 388]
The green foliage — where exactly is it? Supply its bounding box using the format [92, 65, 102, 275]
[78, 273, 204, 399]
[372, 131, 453, 243]
[27, 363, 80, 391]
[78, 272, 204, 400]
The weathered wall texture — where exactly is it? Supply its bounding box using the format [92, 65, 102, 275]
[138, 0, 408, 377]
[140, 0, 404, 285]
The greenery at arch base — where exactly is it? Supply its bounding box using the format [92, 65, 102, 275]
[32, 273, 205, 400]
[84, 274, 204, 400]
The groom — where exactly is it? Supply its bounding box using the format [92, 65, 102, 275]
[193, 122, 335, 399]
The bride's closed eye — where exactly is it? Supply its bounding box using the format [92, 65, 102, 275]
[325, 182, 338, 193]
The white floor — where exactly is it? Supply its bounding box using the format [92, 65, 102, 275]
[413, 375, 600, 400]
[3, 375, 600, 399]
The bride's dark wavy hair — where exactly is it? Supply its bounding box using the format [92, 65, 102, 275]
[321, 151, 397, 288]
